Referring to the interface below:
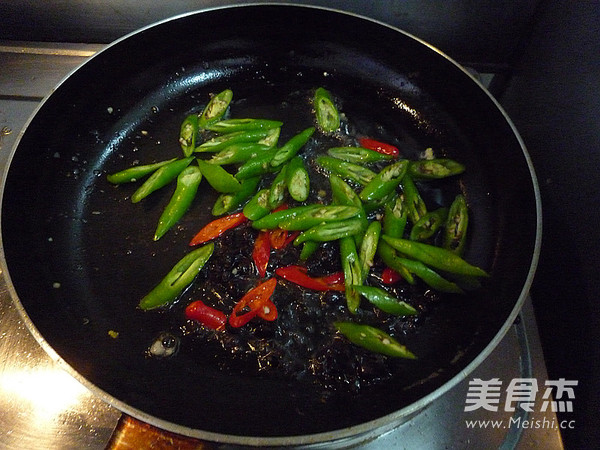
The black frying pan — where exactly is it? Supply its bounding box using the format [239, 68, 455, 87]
[0, 5, 540, 445]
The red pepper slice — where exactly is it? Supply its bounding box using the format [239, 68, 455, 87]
[185, 300, 227, 331]
[252, 230, 271, 277]
[269, 228, 288, 249]
[382, 267, 403, 285]
[189, 212, 247, 246]
[275, 265, 345, 291]
[358, 137, 400, 157]
[229, 278, 278, 328]
[319, 271, 345, 286]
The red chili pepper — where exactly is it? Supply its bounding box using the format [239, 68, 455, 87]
[269, 228, 288, 249]
[358, 137, 400, 157]
[382, 267, 403, 284]
[270, 228, 300, 249]
[189, 212, 247, 246]
[252, 230, 271, 277]
[319, 271, 345, 286]
[275, 265, 345, 291]
[229, 278, 278, 328]
[185, 300, 227, 331]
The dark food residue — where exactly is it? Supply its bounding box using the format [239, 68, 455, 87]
[178, 222, 442, 394]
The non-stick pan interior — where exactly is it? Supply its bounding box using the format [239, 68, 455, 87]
[1, 5, 538, 440]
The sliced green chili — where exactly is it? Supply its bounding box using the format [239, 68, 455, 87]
[139, 243, 214, 310]
[196, 159, 241, 193]
[377, 241, 415, 285]
[270, 127, 315, 168]
[131, 157, 194, 203]
[409, 158, 465, 180]
[358, 220, 381, 282]
[107, 157, 177, 184]
[359, 160, 409, 203]
[392, 257, 464, 294]
[198, 89, 233, 129]
[334, 322, 416, 359]
[179, 114, 199, 157]
[339, 237, 362, 314]
[206, 118, 283, 134]
[381, 235, 489, 278]
[443, 194, 469, 255]
[353, 285, 418, 316]
[400, 174, 427, 224]
[327, 146, 393, 164]
[196, 128, 275, 153]
[234, 148, 279, 180]
[212, 176, 260, 216]
[207, 143, 271, 165]
[294, 218, 364, 245]
[243, 188, 271, 221]
[410, 207, 449, 241]
[251, 204, 322, 230]
[313, 87, 340, 132]
[383, 195, 408, 239]
[285, 156, 310, 202]
[154, 165, 203, 241]
[279, 205, 361, 231]
[267, 165, 288, 209]
[316, 155, 376, 186]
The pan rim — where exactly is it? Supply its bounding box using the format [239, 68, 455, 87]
[0, 3, 542, 447]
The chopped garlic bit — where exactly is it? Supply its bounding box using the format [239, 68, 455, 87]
[108, 330, 119, 339]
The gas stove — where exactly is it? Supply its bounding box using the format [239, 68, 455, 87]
[0, 41, 562, 449]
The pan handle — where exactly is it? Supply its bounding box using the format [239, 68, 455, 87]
[107, 415, 216, 449]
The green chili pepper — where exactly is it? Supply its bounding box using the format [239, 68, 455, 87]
[409, 158, 465, 180]
[258, 126, 280, 147]
[358, 220, 381, 282]
[267, 166, 288, 209]
[400, 174, 427, 224]
[243, 188, 271, 221]
[316, 155, 376, 186]
[339, 237, 362, 314]
[207, 143, 271, 165]
[383, 195, 408, 238]
[410, 207, 449, 241]
[138, 243, 214, 310]
[279, 205, 361, 231]
[329, 174, 369, 246]
[392, 256, 464, 294]
[154, 165, 203, 241]
[234, 148, 279, 180]
[443, 194, 469, 255]
[359, 160, 409, 203]
[197, 89, 233, 129]
[353, 285, 418, 316]
[377, 241, 415, 284]
[196, 159, 242, 193]
[131, 157, 194, 203]
[334, 322, 416, 359]
[212, 176, 260, 216]
[270, 127, 315, 168]
[196, 128, 275, 153]
[285, 156, 310, 202]
[251, 204, 322, 229]
[381, 236, 489, 278]
[299, 241, 320, 261]
[313, 87, 340, 132]
[294, 218, 363, 245]
[106, 157, 178, 184]
[206, 118, 283, 134]
[327, 146, 393, 164]
[179, 114, 199, 157]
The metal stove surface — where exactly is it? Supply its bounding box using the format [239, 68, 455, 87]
[0, 42, 562, 449]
